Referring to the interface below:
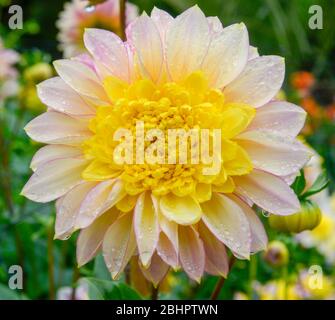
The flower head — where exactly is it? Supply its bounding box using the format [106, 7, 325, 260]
[23, 6, 310, 283]
[57, 0, 138, 57]
[0, 38, 19, 105]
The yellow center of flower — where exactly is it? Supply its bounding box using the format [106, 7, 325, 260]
[82, 71, 254, 201]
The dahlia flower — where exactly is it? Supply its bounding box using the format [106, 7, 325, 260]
[23, 6, 310, 283]
[0, 38, 19, 106]
[57, 0, 138, 57]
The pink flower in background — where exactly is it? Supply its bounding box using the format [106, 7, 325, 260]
[0, 38, 19, 105]
[57, 0, 138, 57]
[23, 6, 310, 283]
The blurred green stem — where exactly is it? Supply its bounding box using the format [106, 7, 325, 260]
[210, 256, 236, 300]
[248, 255, 257, 299]
[47, 224, 55, 300]
[71, 264, 80, 300]
[119, 0, 126, 41]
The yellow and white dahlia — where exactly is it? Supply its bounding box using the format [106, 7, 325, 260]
[0, 38, 19, 106]
[57, 0, 138, 57]
[23, 6, 310, 283]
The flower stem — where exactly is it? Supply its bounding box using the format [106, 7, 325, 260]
[119, 0, 126, 41]
[47, 224, 55, 300]
[151, 284, 159, 300]
[248, 255, 257, 299]
[210, 256, 236, 300]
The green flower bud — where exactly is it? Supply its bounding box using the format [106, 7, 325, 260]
[269, 201, 322, 233]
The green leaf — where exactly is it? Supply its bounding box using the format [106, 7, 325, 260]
[291, 170, 306, 196]
[79, 278, 142, 300]
[0, 284, 24, 300]
[93, 254, 111, 281]
[301, 172, 329, 199]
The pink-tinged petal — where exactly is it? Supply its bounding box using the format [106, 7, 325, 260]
[127, 13, 163, 82]
[198, 222, 229, 277]
[37, 77, 95, 117]
[151, 7, 173, 41]
[179, 226, 205, 282]
[55, 182, 96, 240]
[72, 53, 96, 71]
[84, 28, 130, 82]
[21, 158, 88, 203]
[134, 192, 159, 267]
[152, 195, 179, 254]
[103, 213, 136, 279]
[157, 232, 179, 269]
[201, 193, 251, 259]
[283, 172, 299, 185]
[207, 17, 223, 34]
[76, 179, 126, 229]
[166, 6, 210, 81]
[246, 101, 307, 138]
[53, 59, 108, 103]
[31, 145, 82, 171]
[248, 46, 259, 60]
[228, 195, 268, 252]
[139, 253, 169, 287]
[202, 23, 249, 88]
[160, 194, 202, 225]
[234, 169, 301, 215]
[224, 56, 285, 107]
[24, 112, 91, 145]
[237, 131, 311, 176]
[77, 208, 119, 266]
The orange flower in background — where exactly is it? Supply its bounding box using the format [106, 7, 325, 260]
[301, 97, 320, 118]
[291, 71, 315, 96]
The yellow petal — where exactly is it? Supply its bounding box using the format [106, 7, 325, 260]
[224, 145, 253, 176]
[82, 160, 120, 181]
[103, 76, 128, 101]
[160, 194, 202, 225]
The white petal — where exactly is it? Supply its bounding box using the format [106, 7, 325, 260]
[246, 101, 307, 138]
[127, 13, 163, 82]
[202, 23, 249, 88]
[201, 193, 251, 259]
[22, 158, 88, 203]
[237, 131, 311, 176]
[76, 179, 125, 229]
[31, 145, 82, 171]
[134, 192, 159, 267]
[228, 195, 268, 252]
[53, 59, 108, 103]
[77, 208, 119, 266]
[55, 182, 96, 239]
[103, 213, 136, 279]
[166, 6, 210, 81]
[37, 77, 95, 117]
[224, 55, 285, 107]
[179, 226, 205, 281]
[24, 112, 91, 145]
[234, 169, 301, 215]
[84, 28, 130, 82]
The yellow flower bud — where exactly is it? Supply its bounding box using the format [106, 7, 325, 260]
[269, 201, 321, 233]
[263, 240, 289, 267]
[23, 62, 53, 84]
